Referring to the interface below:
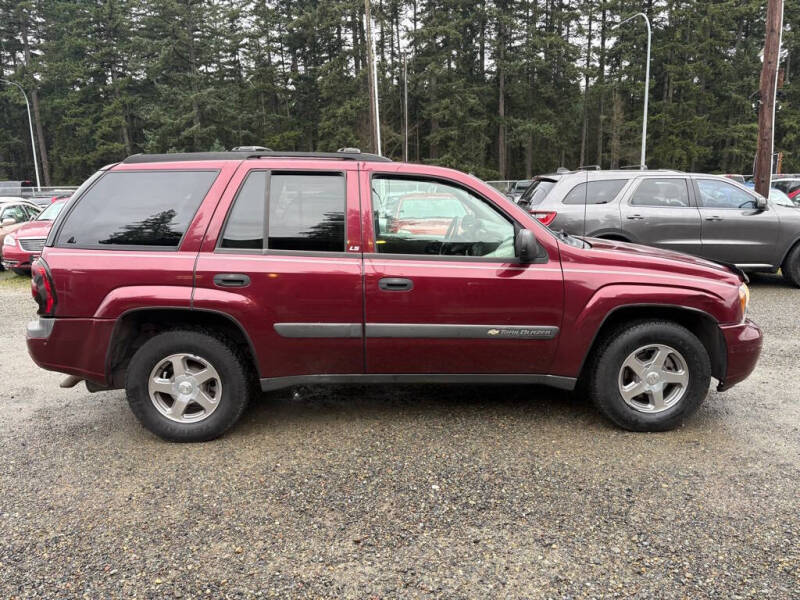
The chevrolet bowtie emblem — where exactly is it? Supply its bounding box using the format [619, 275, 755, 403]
[487, 329, 500, 336]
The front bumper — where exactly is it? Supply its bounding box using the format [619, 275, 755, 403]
[717, 319, 763, 391]
[2, 248, 36, 271]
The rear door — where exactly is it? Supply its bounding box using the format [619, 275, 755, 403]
[362, 169, 564, 375]
[619, 176, 702, 254]
[193, 162, 364, 380]
[693, 177, 780, 266]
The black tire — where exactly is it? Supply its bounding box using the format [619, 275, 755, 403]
[588, 320, 711, 432]
[125, 329, 251, 442]
[782, 243, 800, 288]
[11, 267, 29, 276]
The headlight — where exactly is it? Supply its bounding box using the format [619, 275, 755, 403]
[738, 283, 750, 321]
[3, 233, 15, 247]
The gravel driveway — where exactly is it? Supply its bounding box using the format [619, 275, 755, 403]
[0, 271, 798, 598]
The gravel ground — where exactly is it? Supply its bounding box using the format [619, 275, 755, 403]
[0, 270, 798, 599]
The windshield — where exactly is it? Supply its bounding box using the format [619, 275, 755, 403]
[771, 188, 798, 207]
[520, 179, 557, 206]
[37, 201, 66, 221]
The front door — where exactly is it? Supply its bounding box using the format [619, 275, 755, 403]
[193, 164, 364, 379]
[619, 177, 702, 255]
[693, 178, 780, 267]
[362, 171, 564, 375]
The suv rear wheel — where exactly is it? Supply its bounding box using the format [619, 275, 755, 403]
[125, 330, 251, 442]
[589, 320, 711, 431]
[782, 243, 800, 288]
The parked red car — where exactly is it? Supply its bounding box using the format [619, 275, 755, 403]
[27, 150, 762, 441]
[2, 199, 67, 274]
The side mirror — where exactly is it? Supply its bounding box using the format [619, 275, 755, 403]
[1, 217, 16, 227]
[755, 195, 768, 210]
[515, 228, 541, 263]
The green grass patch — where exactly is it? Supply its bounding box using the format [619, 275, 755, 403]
[0, 269, 31, 289]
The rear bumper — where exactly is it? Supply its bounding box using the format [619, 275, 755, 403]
[26, 317, 114, 385]
[717, 319, 763, 391]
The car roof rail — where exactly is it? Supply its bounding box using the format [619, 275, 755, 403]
[578, 165, 601, 171]
[122, 150, 392, 164]
[618, 164, 648, 170]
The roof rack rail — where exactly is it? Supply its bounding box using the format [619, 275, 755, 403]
[231, 145, 273, 152]
[122, 150, 392, 164]
[619, 164, 648, 170]
[578, 164, 601, 171]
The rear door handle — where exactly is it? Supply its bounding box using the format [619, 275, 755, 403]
[378, 277, 413, 291]
[213, 273, 251, 288]
[705, 215, 723, 221]
[626, 214, 644, 220]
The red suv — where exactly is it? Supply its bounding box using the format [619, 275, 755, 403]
[26, 150, 762, 441]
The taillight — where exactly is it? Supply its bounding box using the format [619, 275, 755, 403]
[530, 211, 558, 226]
[31, 258, 57, 316]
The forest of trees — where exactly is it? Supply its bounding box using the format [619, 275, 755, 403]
[0, 0, 798, 186]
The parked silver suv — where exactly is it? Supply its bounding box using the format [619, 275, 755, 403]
[517, 169, 800, 286]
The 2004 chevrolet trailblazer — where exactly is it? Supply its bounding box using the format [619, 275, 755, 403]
[26, 150, 762, 441]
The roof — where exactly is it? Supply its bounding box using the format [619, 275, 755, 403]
[121, 150, 392, 164]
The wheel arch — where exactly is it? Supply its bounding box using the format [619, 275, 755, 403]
[587, 228, 633, 242]
[779, 234, 800, 268]
[103, 307, 260, 390]
[576, 304, 726, 385]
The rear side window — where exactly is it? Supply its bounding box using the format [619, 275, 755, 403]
[631, 178, 690, 207]
[562, 179, 626, 205]
[220, 172, 266, 249]
[56, 171, 217, 248]
[219, 171, 345, 253]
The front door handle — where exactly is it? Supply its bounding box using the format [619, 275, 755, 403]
[213, 273, 251, 288]
[626, 214, 645, 220]
[705, 215, 723, 221]
[378, 277, 413, 291]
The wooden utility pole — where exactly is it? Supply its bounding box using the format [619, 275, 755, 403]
[754, 0, 784, 197]
[364, 0, 379, 155]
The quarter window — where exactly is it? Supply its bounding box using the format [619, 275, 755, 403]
[631, 178, 690, 207]
[56, 170, 217, 248]
[562, 180, 627, 205]
[220, 171, 346, 253]
[696, 179, 756, 209]
[371, 176, 516, 258]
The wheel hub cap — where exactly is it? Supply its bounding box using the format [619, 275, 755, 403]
[617, 344, 689, 414]
[148, 353, 222, 424]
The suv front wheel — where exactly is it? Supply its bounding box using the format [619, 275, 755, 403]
[125, 330, 251, 442]
[589, 320, 711, 431]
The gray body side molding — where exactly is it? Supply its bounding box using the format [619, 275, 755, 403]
[274, 322, 559, 340]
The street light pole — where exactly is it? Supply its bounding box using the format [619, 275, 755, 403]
[1, 79, 41, 190]
[613, 13, 651, 169]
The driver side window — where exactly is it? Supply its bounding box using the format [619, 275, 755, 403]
[697, 179, 756, 209]
[371, 176, 516, 258]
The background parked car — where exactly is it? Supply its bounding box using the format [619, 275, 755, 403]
[507, 179, 533, 203]
[517, 169, 800, 286]
[772, 177, 800, 202]
[2, 198, 67, 274]
[0, 200, 41, 271]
